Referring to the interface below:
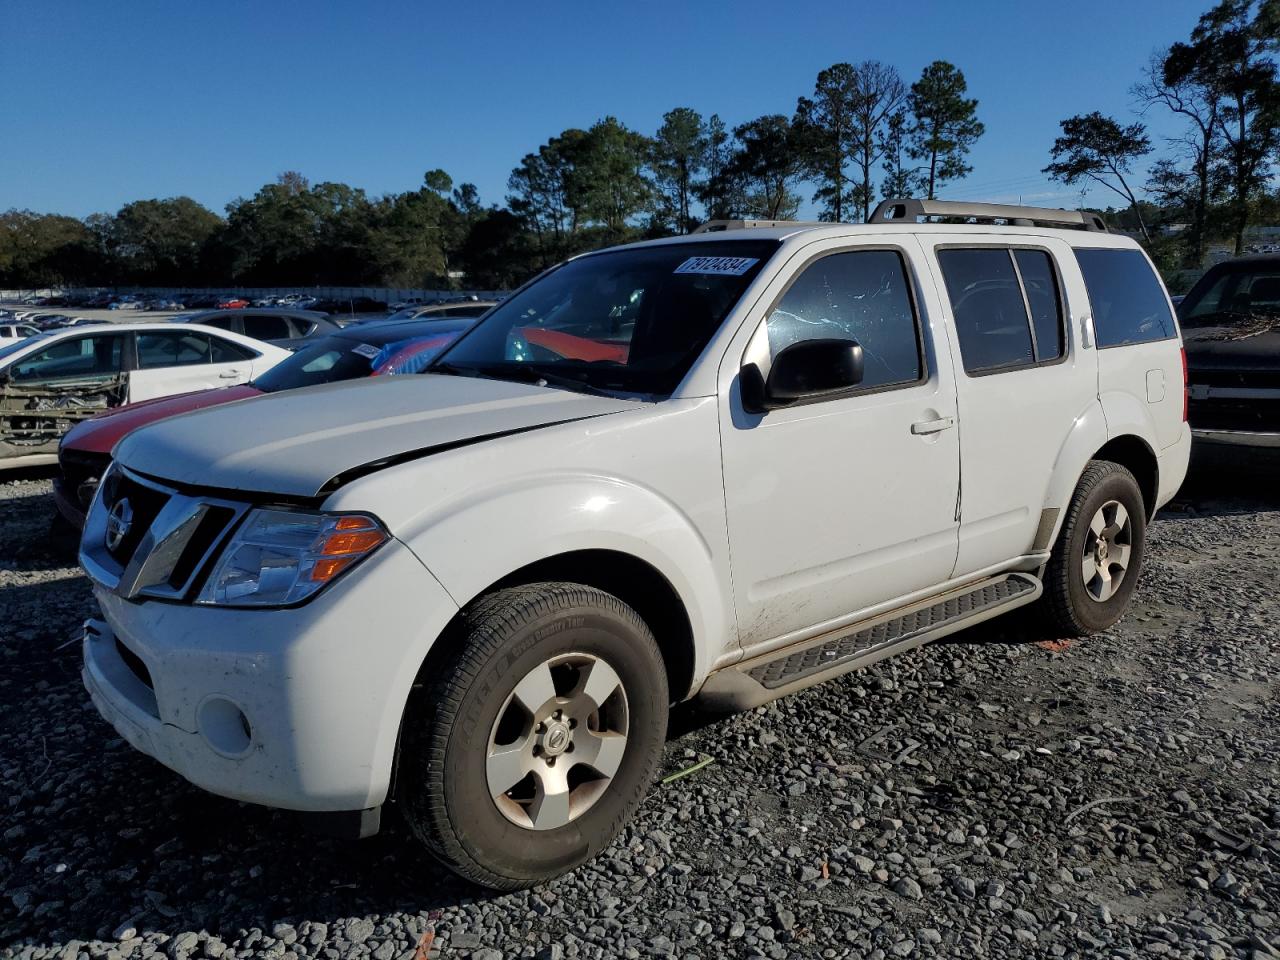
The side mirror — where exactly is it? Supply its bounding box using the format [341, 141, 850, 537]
[742, 338, 864, 411]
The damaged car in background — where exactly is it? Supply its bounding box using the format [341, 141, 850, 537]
[0, 323, 290, 470]
[1178, 254, 1280, 454]
[54, 317, 475, 528]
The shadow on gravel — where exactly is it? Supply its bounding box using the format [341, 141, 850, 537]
[1173, 448, 1280, 514]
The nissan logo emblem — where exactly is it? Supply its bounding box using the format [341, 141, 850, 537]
[105, 498, 134, 552]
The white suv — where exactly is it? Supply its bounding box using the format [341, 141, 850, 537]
[79, 199, 1190, 888]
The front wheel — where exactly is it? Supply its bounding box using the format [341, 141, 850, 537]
[398, 582, 668, 889]
[1040, 460, 1148, 636]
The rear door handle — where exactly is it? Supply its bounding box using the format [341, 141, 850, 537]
[911, 416, 956, 435]
[218, 369, 241, 379]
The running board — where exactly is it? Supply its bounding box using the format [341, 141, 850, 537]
[696, 572, 1041, 711]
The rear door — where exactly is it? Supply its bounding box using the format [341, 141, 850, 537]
[925, 236, 1099, 576]
[128, 330, 254, 401]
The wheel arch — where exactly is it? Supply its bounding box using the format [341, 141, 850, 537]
[1092, 434, 1159, 519]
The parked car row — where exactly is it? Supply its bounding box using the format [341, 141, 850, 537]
[60, 200, 1221, 893]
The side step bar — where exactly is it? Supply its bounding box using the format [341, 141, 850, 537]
[696, 572, 1042, 711]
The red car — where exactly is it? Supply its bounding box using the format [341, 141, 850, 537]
[53, 317, 474, 530]
[216, 297, 250, 309]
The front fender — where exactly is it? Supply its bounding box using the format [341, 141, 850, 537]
[396, 474, 729, 695]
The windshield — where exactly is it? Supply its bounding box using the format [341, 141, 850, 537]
[1180, 266, 1280, 335]
[0, 333, 52, 364]
[432, 240, 778, 397]
[253, 329, 464, 392]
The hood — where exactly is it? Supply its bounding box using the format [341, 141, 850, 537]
[114, 374, 637, 498]
[62, 385, 262, 455]
[1183, 324, 1280, 371]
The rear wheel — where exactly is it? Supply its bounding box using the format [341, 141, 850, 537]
[398, 582, 668, 889]
[1040, 460, 1147, 636]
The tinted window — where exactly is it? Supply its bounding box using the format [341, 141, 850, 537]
[9, 334, 124, 380]
[136, 331, 212, 368]
[938, 249, 1034, 373]
[767, 250, 921, 390]
[242, 315, 292, 341]
[1075, 248, 1175, 347]
[201, 315, 237, 332]
[209, 336, 256, 363]
[1014, 250, 1065, 361]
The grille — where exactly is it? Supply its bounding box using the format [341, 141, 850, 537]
[81, 466, 248, 602]
[99, 469, 171, 566]
[1188, 396, 1280, 432]
[747, 577, 1035, 689]
[1190, 368, 1280, 390]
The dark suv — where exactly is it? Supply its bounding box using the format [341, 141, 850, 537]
[1178, 255, 1280, 452]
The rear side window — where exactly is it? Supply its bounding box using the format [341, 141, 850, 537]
[1075, 248, 1175, 347]
[767, 249, 922, 391]
[938, 248, 1066, 374]
[208, 336, 257, 363]
[242, 315, 291, 341]
[136, 331, 212, 368]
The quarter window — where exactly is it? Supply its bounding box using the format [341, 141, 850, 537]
[1075, 248, 1175, 347]
[766, 250, 922, 391]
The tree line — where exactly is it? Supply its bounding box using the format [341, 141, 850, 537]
[0, 59, 983, 291]
[1043, 0, 1280, 268]
[4, 0, 1279, 292]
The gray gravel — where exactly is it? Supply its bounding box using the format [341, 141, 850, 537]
[2, 464, 1278, 960]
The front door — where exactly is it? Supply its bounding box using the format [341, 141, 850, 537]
[719, 238, 961, 650]
[1, 332, 128, 458]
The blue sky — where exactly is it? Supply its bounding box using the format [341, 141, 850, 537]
[2, 0, 1212, 220]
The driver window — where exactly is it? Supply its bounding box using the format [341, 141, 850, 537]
[766, 250, 922, 390]
[11, 334, 124, 381]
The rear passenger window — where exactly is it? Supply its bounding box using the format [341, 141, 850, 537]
[1014, 250, 1065, 361]
[1075, 248, 1175, 347]
[767, 249, 922, 391]
[208, 336, 257, 363]
[242, 315, 291, 341]
[937, 249, 1034, 373]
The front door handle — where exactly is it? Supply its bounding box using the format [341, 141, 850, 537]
[911, 415, 956, 435]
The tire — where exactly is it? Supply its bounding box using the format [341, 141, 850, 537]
[1040, 460, 1148, 637]
[398, 582, 668, 889]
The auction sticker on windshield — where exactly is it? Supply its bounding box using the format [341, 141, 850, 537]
[673, 256, 759, 276]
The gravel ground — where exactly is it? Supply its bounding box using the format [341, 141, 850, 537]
[2, 462, 1278, 960]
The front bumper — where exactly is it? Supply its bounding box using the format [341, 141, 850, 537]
[82, 537, 460, 813]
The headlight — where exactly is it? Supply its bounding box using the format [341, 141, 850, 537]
[197, 508, 389, 607]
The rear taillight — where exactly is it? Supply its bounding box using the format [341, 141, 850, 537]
[1180, 348, 1189, 422]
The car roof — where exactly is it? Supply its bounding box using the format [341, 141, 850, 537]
[185, 308, 332, 320]
[596, 221, 1143, 257]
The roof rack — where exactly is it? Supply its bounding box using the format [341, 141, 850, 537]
[691, 219, 823, 234]
[869, 198, 1108, 233]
